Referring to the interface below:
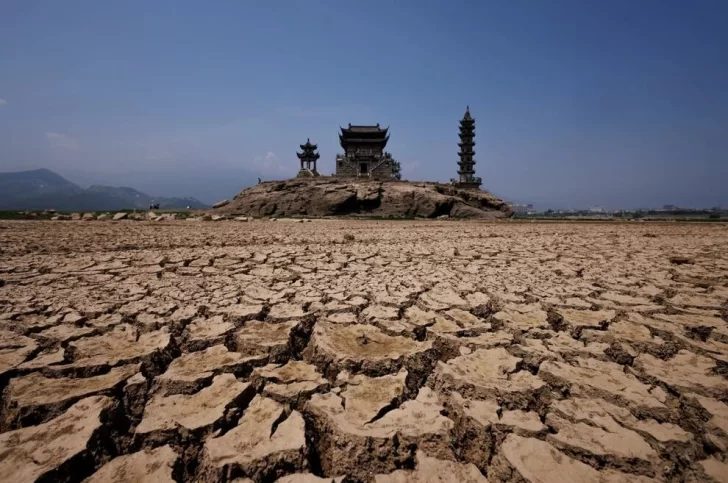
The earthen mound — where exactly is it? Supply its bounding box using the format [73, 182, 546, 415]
[216, 178, 513, 218]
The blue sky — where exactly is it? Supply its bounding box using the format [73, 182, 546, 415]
[1, 0, 726, 208]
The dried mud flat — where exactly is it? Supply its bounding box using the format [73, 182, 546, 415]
[1, 219, 727, 483]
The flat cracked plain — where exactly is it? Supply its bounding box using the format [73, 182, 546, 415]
[0, 219, 727, 483]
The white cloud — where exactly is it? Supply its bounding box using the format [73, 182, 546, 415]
[0, 98, 7, 106]
[251, 151, 295, 177]
[400, 160, 420, 175]
[45, 132, 80, 150]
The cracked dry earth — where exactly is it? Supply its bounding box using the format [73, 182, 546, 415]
[1, 220, 727, 483]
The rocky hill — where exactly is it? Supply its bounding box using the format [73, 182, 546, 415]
[216, 178, 512, 219]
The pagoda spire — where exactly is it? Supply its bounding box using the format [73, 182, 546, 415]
[456, 106, 481, 189]
[296, 138, 320, 177]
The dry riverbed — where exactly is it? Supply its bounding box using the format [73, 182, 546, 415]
[0, 219, 727, 482]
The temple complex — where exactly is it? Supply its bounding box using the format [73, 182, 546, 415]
[291, 111, 482, 186]
[455, 106, 482, 189]
[296, 138, 320, 178]
[335, 124, 395, 178]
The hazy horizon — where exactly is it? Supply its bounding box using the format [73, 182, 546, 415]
[1, 1, 726, 209]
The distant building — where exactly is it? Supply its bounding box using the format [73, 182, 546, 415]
[663, 204, 678, 211]
[335, 124, 394, 178]
[589, 205, 604, 213]
[507, 202, 534, 215]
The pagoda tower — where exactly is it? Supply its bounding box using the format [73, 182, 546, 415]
[456, 106, 482, 189]
[296, 138, 320, 177]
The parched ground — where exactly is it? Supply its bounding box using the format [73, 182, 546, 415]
[0, 219, 727, 483]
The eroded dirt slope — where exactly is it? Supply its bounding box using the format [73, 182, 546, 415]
[0, 219, 727, 482]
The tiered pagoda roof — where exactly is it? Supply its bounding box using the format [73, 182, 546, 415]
[458, 106, 476, 161]
[339, 123, 390, 149]
[456, 106, 481, 187]
[297, 138, 320, 161]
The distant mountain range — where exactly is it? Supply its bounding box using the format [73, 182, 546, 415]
[0, 169, 209, 211]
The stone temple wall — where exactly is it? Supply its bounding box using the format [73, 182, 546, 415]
[335, 156, 393, 179]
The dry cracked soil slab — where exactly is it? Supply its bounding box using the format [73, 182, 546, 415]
[1, 219, 727, 482]
[84, 445, 179, 483]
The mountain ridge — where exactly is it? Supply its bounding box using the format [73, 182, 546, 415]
[0, 168, 208, 211]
